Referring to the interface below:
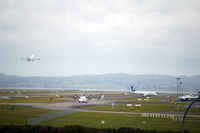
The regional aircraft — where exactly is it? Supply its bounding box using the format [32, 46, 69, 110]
[21, 55, 40, 61]
[177, 91, 200, 101]
[130, 86, 157, 97]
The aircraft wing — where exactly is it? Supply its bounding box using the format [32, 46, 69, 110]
[33, 58, 40, 60]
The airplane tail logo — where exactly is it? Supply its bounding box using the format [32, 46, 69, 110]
[30, 54, 34, 59]
[131, 86, 136, 92]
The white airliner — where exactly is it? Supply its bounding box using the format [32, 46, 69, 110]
[130, 86, 157, 97]
[78, 96, 88, 103]
[21, 55, 40, 61]
[177, 92, 200, 101]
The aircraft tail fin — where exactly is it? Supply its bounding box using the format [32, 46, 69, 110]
[31, 54, 34, 59]
[131, 86, 136, 92]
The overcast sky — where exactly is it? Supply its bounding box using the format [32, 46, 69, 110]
[0, 0, 200, 76]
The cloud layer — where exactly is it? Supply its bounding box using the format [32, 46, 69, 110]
[0, 0, 200, 76]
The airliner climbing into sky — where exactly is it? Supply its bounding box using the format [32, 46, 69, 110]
[21, 55, 40, 62]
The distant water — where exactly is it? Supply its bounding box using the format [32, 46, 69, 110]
[1, 87, 196, 94]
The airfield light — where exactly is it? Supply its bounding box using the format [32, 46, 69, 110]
[142, 121, 146, 124]
[101, 120, 105, 124]
[112, 103, 114, 109]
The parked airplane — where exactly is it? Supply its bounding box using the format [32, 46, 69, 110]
[130, 86, 157, 97]
[21, 55, 40, 61]
[177, 91, 200, 101]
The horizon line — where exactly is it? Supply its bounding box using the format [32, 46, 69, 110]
[0, 72, 199, 77]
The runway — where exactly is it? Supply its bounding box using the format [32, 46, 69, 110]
[0, 98, 130, 110]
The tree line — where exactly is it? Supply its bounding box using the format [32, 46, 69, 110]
[0, 125, 189, 133]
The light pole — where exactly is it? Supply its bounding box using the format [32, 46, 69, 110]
[180, 82, 183, 97]
[176, 77, 181, 120]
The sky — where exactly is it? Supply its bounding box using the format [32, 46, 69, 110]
[0, 0, 200, 76]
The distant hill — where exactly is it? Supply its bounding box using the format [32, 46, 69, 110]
[0, 73, 199, 93]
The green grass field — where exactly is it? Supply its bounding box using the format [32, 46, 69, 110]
[0, 105, 55, 125]
[1, 105, 199, 132]
[83, 97, 200, 114]
[0, 96, 71, 103]
[38, 112, 200, 133]
[82, 103, 177, 113]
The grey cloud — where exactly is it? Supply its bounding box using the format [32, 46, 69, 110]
[0, 0, 200, 76]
